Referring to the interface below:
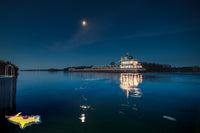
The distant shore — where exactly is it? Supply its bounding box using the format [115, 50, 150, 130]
[21, 63, 200, 73]
[21, 68, 63, 72]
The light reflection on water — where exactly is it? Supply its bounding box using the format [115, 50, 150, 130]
[120, 73, 142, 98]
[79, 105, 92, 123]
[1, 72, 200, 133]
[79, 113, 85, 123]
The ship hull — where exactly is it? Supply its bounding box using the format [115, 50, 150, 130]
[68, 68, 146, 73]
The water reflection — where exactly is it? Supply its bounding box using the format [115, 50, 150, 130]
[120, 73, 142, 98]
[79, 113, 86, 123]
[75, 73, 143, 122]
[80, 105, 91, 109]
[79, 104, 94, 123]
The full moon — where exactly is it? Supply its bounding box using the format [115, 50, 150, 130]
[82, 20, 86, 26]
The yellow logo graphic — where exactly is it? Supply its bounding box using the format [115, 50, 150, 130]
[6, 112, 41, 129]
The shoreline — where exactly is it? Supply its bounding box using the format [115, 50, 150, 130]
[20, 69, 200, 73]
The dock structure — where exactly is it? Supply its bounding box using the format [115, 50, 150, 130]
[0, 76, 17, 115]
[0, 76, 17, 132]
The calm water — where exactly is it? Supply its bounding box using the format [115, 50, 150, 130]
[0, 72, 200, 133]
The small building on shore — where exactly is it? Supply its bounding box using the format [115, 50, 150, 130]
[0, 60, 18, 76]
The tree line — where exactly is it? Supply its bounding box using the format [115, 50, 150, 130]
[141, 62, 200, 72]
[4, 60, 199, 73]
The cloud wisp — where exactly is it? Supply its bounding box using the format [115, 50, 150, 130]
[48, 20, 103, 51]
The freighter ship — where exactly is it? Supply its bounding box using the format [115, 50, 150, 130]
[69, 53, 146, 73]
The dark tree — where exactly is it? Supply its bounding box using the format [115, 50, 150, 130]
[110, 62, 115, 67]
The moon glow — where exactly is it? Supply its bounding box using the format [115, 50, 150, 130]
[82, 20, 86, 26]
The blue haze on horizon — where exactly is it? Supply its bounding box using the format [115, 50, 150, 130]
[0, 0, 200, 69]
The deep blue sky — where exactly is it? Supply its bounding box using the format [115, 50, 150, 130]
[0, 0, 200, 69]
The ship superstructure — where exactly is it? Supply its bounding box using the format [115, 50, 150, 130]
[120, 53, 142, 69]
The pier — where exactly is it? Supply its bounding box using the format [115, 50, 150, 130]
[0, 76, 17, 115]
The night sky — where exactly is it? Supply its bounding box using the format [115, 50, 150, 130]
[0, 0, 200, 69]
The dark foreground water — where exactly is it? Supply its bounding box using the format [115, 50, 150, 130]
[0, 72, 200, 133]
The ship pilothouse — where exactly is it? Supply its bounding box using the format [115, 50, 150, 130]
[120, 53, 142, 69]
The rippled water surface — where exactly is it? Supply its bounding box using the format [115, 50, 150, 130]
[0, 72, 200, 133]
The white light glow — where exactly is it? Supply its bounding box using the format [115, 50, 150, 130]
[79, 114, 86, 123]
[82, 20, 86, 26]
